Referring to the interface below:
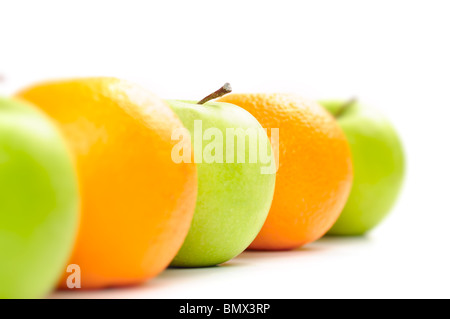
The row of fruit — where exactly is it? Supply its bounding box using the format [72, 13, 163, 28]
[0, 78, 404, 298]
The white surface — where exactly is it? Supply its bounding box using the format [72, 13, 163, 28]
[52, 233, 450, 299]
[1, 0, 449, 299]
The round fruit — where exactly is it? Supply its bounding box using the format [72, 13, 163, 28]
[320, 100, 405, 235]
[17, 78, 197, 289]
[0, 97, 79, 298]
[167, 96, 276, 267]
[218, 93, 353, 250]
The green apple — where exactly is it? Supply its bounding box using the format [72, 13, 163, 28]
[0, 97, 79, 298]
[320, 99, 405, 235]
[167, 84, 276, 267]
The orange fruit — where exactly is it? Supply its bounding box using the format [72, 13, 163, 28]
[218, 93, 353, 250]
[17, 78, 197, 289]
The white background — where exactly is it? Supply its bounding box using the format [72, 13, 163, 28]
[1, 0, 449, 299]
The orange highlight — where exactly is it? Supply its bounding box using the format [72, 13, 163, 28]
[219, 93, 353, 250]
[18, 78, 197, 288]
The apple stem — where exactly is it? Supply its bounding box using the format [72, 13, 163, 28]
[334, 97, 357, 118]
[198, 83, 232, 105]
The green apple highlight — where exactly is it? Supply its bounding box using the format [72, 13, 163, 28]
[0, 97, 79, 298]
[168, 84, 276, 267]
[320, 99, 405, 235]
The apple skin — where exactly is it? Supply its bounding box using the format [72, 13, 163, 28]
[167, 100, 276, 267]
[0, 97, 79, 298]
[320, 100, 405, 235]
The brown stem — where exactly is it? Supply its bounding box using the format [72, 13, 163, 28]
[198, 83, 232, 105]
[334, 97, 357, 118]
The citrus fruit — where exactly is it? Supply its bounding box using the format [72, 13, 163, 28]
[17, 78, 197, 289]
[218, 93, 353, 250]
